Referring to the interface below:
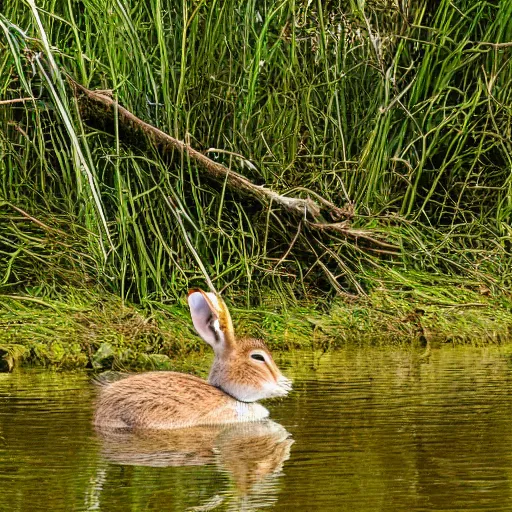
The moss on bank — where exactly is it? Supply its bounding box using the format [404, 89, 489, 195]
[1, 281, 510, 371]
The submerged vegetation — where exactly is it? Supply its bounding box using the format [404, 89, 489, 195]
[0, 0, 511, 367]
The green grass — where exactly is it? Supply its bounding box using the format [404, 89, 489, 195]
[1, 282, 511, 369]
[0, 0, 511, 365]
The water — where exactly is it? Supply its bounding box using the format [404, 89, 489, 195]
[1, 345, 512, 511]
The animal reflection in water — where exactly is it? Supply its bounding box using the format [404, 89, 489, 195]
[98, 420, 293, 511]
[94, 289, 292, 429]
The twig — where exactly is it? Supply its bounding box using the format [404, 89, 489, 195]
[274, 221, 302, 271]
[164, 196, 217, 295]
[474, 41, 512, 48]
[0, 97, 34, 106]
[3, 201, 68, 237]
[309, 221, 399, 250]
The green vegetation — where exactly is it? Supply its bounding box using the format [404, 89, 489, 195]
[0, 0, 511, 367]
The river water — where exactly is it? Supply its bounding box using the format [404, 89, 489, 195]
[1, 345, 512, 511]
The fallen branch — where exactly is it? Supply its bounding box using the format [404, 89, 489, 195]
[69, 78, 398, 252]
[309, 222, 398, 250]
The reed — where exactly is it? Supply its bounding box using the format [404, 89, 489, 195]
[0, 0, 511, 361]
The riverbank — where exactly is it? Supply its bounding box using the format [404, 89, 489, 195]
[1, 280, 510, 370]
[1, 1, 511, 369]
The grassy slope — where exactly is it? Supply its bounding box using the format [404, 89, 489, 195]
[1, 283, 511, 369]
[0, 0, 511, 367]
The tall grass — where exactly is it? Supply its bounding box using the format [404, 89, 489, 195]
[0, 0, 511, 310]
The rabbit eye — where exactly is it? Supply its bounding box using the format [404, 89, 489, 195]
[251, 353, 265, 362]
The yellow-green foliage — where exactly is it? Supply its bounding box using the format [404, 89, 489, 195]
[2, 282, 510, 369]
[0, 1, 511, 365]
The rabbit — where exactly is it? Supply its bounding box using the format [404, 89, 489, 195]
[94, 289, 292, 429]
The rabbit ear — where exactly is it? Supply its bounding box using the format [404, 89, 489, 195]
[187, 290, 235, 352]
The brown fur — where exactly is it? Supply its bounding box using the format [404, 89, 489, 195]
[94, 371, 269, 429]
[208, 338, 282, 397]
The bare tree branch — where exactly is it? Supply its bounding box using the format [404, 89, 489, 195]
[69, 77, 398, 252]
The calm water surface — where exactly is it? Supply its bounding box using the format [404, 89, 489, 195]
[1, 345, 512, 511]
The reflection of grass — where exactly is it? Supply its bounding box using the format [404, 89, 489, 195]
[1, 281, 510, 369]
[1, 1, 511, 365]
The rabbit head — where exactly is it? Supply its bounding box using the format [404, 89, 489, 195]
[188, 289, 292, 403]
